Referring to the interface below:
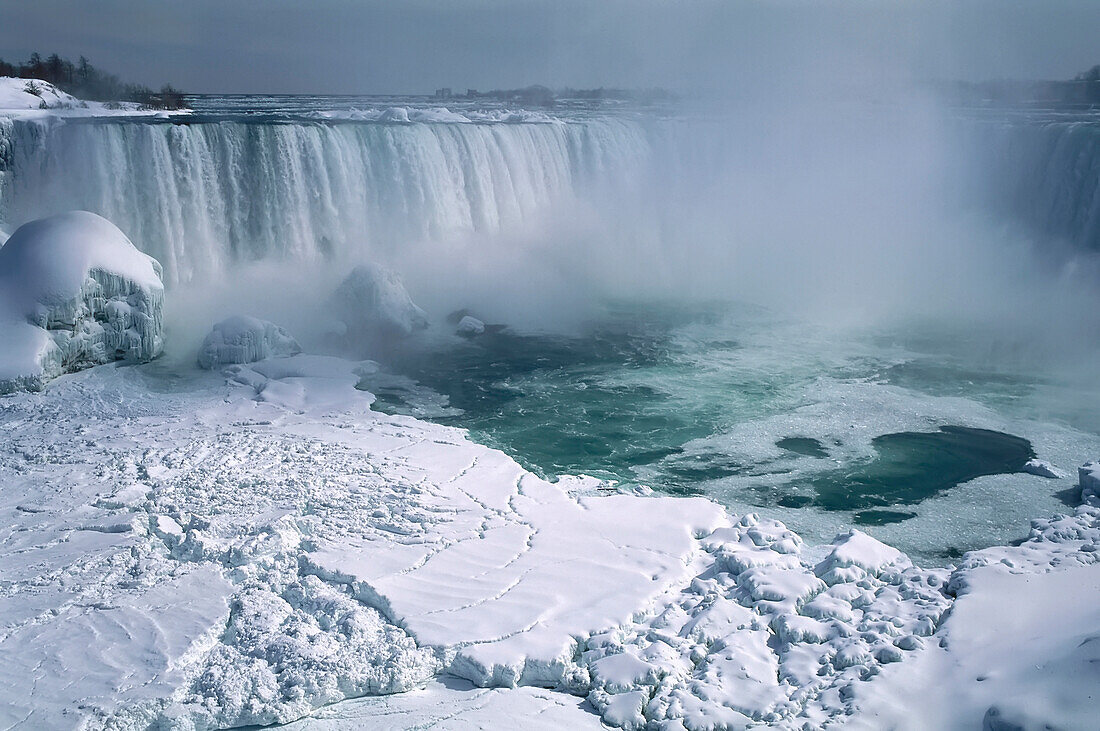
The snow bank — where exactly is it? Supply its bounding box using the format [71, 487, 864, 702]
[0, 77, 82, 110]
[332, 264, 428, 345]
[197, 315, 301, 369]
[0, 76, 187, 120]
[0, 211, 164, 393]
[851, 506, 1100, 731]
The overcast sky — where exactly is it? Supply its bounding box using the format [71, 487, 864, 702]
[1, 0, 1097, 94]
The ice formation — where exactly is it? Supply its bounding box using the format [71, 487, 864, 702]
[197, 315, 302, 369]
[333, 264, 429, 344]
[0, 210, 164, 393]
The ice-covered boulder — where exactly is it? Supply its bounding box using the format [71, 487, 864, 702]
[456, 315, 486, 337]
[197, 315, 301, 369]
[332, 264, 428, 344]
[0, 211, 164, 393]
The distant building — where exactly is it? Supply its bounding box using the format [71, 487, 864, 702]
[434, 88, 452, 99]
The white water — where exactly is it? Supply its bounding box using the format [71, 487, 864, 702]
[0, 116, 651, 284]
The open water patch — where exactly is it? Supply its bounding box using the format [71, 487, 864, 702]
[808, 426, 1035, 511]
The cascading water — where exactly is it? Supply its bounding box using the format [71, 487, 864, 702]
[0, 115, 651, 284]
[967, 117, 1100, 252]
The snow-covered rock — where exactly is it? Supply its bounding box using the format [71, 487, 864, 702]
[0, 77, 82, 110]
[456, 314, 486, 337]
[1023, 458, 1065, 479]
[0, 211, 164, 393]
[1080, 461, 1100, 504]
[197, 315, 301, 369]
[332, 264, 428, 345]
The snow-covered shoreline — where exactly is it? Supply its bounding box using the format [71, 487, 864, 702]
[0, 355, 1095, 729]
[0, 91, 1097, 729]
[0, 76, 190, 120]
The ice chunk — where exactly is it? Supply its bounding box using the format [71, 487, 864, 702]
[1080, 462, 1100, 504]
[1023, 458, 1064, 479]
[197, 315, 301, 369]
[0, 211, 164, 393]
[852, 562, 1100, 731]
[376, 106, 412, 123]
[456, 314, 486, 337]
[332, 264, 428, 346]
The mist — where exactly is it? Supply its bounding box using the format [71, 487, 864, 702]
[6, 0, 1099, 376]
[139, 88, 1100, 386]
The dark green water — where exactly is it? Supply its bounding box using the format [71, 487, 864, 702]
[779, 427, 1035, 521]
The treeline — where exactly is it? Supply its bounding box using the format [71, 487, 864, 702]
[0, 53, 185, 109]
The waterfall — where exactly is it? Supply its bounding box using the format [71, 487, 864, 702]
[0, 117, 652, 284]
[3, 112, 1099, 289]
[973, 119, 1100, 252]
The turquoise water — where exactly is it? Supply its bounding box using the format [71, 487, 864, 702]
[360, 302, 1099, 564]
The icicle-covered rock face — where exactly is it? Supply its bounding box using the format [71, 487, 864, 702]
[0, 117, 650, 284]
[0, 210, 164, 393]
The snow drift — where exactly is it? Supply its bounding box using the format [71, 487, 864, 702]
[0, 210, 164, 393]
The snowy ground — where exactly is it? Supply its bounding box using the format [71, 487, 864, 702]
[0, 354, 1096, 729]
[0, 76, 187, 119]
